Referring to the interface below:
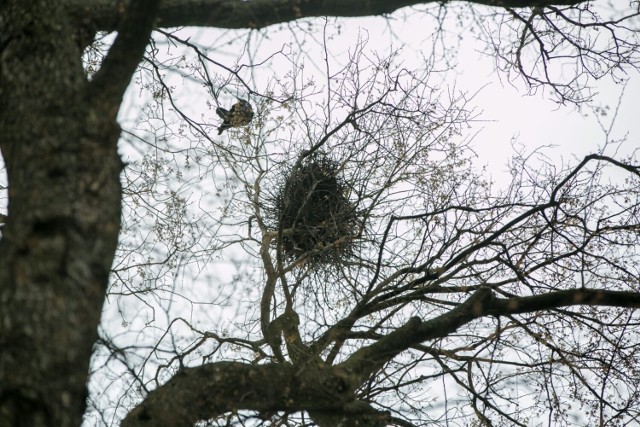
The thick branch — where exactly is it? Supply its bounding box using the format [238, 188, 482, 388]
[122, 362, 354, 427]
[340, 288, 493, 383]
[88, 0, 159, 113]
[70, 0, 585, 32]
[340, 288, 640, 383]
[121, 287, 640, 426]
[310, 400, 409, 427]
[487, 288, 640, 316]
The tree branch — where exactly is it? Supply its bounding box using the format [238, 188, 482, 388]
[117, 287, 640, 426]
[340, 288, 493, 383]
[70, 0, 586, 32]
[121, 362, 355, 427]
[339, 287, 640, 383]
[487, 288, 640, 316]
[88, 0, 159, 114]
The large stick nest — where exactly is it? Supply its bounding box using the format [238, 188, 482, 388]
[266, 153, 362, 266]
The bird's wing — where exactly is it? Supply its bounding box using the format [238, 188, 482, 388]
[216, 107, 229, 119]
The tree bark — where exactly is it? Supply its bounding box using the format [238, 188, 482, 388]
[69, 0, 585, 32]
[122, 362, 355, 427]
[0, 1, 157, 426]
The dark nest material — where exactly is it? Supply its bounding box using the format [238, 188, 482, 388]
[266, 153, 363, 266]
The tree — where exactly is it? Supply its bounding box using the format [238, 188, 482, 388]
[1, 1, 639, 426]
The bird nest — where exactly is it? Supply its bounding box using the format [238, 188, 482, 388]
[266, 153, 362, 266]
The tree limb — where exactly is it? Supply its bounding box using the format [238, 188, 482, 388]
[340, 287, 640, 383]
[120, 285, 640, 426]
[487, 288, 640, 316]
[70, 0, 586, 32]
[88, 0, 159, 115]
[122, 362, 354, 427]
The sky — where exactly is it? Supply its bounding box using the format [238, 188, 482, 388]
[3, 5, 639, 220]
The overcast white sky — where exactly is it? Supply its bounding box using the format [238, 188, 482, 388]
[179, 10, 640, 183]
[357, 11, 639, 180]
[3, 6, 638, 218]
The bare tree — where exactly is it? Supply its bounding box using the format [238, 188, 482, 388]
[1, 1, 639, 427]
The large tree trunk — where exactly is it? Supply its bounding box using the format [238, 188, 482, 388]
[0, 1, 156, 425]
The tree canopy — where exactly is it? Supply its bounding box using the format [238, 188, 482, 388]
[1, 1, 639, 426]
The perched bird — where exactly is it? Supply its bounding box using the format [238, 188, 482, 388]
[216, 99, 254, 134]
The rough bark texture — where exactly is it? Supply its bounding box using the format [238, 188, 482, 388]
[123, 362, 356, 427]
[0, 1, 157, 426]
[70, 0, 585, 31]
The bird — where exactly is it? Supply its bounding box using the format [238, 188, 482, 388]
[216, 99, 254, 134]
